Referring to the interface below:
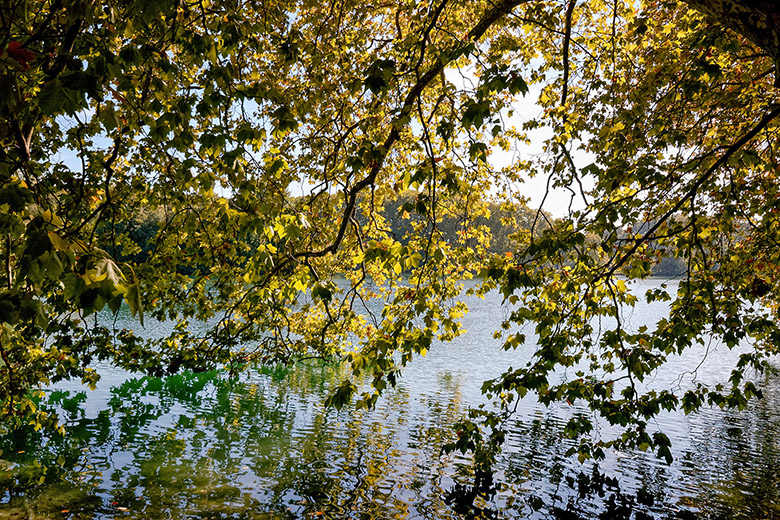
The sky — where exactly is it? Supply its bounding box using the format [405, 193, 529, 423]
[52, 61, 591, 220]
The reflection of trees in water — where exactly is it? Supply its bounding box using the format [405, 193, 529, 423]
[485, 411, 663, 519]
[463, 368, 780, 519]
[2, 365, 780, 519]
[681, 368, 780, 519]
[1, 364, 470, 519]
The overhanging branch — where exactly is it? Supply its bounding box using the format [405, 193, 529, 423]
[602, 103, 780, 279]
[300, 0, 529, 262]
[681, 0, 780, 86]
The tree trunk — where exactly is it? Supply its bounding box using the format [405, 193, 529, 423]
[682, 0, 780, 85]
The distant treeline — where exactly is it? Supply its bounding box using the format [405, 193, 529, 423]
[378, 191, 543, 255]
[119, 193, 685, 277]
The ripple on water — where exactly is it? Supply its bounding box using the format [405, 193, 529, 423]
[3, 280, 780, 519]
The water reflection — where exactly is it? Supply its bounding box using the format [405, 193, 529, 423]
[2, 280, 780, 519]
[682, 367, 780, 519]
[2, 361, 779, 519]
[1, 364, 470, 519]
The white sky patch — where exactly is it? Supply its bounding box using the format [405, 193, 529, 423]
[445, 63, 596, 219]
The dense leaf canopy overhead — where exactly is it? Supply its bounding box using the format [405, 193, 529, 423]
[1, 0, 780, 471]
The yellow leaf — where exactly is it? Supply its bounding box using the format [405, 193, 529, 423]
[47, 231, 69, 252]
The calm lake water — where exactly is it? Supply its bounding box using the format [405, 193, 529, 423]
[2, 279, 780, 519]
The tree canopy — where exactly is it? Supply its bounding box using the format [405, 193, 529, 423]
[1, 0, 780, 491]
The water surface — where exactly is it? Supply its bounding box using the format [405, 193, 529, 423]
[2, 279, 779, 519]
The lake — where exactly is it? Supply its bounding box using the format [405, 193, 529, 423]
[2, 278, 779, 519]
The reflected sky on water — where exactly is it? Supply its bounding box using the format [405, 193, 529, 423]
[2, 279, 779, 519]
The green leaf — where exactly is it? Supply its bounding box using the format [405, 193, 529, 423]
[364, 59, 396, 94]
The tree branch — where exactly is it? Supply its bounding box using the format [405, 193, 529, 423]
[602, 103, 780, 279]
[304, 0, 529, 262]
[561, 0, 577, 106]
